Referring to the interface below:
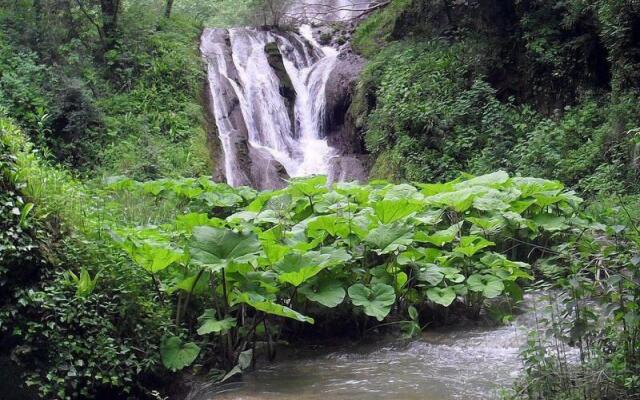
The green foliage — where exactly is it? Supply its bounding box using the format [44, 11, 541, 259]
[353, 0, 640, 196]
[160, 335, 200, 372]
[95, 16, 210, 179]
[348, 283, 396, 321]
[508, 201, 640, 399]
[95, 169, 581, 382]
[0, 3, 211, 178]
[2, 117, 174, 399]
[352, 0, 412, 57]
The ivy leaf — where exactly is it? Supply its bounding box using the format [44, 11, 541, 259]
[196, 309, 236, 335]
[426, 287, 457, 307]
[467, 274, 505, 298]
[348, 283, 396, 321]
[160, 336, 200, 372]
[299, 278, 345, 308]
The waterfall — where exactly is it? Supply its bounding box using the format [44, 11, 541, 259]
[201, 1, 371, 189]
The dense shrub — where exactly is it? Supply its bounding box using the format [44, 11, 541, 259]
[0, 4, 211, 178]
[1, 118, 176, 399]
[352, 0, 640, 196]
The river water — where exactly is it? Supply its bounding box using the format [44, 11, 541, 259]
[188, 295, 549, 400]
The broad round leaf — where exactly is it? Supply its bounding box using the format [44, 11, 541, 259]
[299, 278, 345, 308]
[426, 287, 457, 307]
[348, 283, 396, 321]
[467, 274, 505, 298]
[160, 336, 200, 372]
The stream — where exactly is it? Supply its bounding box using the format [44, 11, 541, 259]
[187, 294, 548, 400]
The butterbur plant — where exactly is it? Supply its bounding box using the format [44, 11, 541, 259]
[106, 171, 580, 376]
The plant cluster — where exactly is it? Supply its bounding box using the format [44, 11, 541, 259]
[98, 171, 584, 378]
[507, 197, 640, 399]
[0, 2, 211, 179]
[1, 116, 176, 399]
[351, 0, 640, 196]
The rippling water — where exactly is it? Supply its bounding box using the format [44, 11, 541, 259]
[188, 295, 546, 400]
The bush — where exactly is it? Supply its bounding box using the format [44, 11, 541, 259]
[1, 118, 177, 399]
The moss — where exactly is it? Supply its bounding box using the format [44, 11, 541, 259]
[352, 0, 413, 57]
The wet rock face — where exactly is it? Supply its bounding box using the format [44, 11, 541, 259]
[264, 42, 298, 136]
[324, 52, 366, 155]
[202, 28, 291, 189]
[249, 145, 290, 190]
[328, 154, 371, 184]
[202, 29, 253, 187]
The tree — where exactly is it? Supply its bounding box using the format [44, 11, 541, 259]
[164, 0, 175, 18]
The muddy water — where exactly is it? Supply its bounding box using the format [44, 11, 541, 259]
[189, 296, 544, 400]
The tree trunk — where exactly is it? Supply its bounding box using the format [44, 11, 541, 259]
[164, 0, 174, 18]
[100, 0, 120, 52]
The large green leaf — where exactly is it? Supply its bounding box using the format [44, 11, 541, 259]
[189, 226, 261, 270]
[288, 175, 328, 198]
[417, 264, 445, 286]
[197, 309, 237, 335]
[299, 278, 345, 308]
[424, 187, 488, 212]
[480, 253, 532, 281]
[466, 216, 504, 234]
[127, 242, 184, 274]
[532, 213, 568, 232]
[176, 213, 224, 232]
[467, 274, 504, 298]
[306, 214, 351, 239]
[426, 287, 457, 307]
[372, 199, 422, 224]
[199, 190, 244, 208]
[454, 171, 510, 189]
[364, 223, 413, 254]
[235, 293, 314, 323]
[453, 235, 495, 257]
[415, 222, 462, 247]
[160, 336, 200, 372]
[397, 248, 442, 265]
[275, 252, 328, 287]
[275, 248, 351, 287]
[510, 177, 564, 197]
[348, 283, 396, 321]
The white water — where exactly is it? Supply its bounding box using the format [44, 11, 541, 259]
[201, 0, 374, 187]
[187, 293, 561, 400]
[202, 26, 341, 186]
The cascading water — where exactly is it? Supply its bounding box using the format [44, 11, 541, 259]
[201, 1, 371, 189]
[187, 293, 568, 400]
